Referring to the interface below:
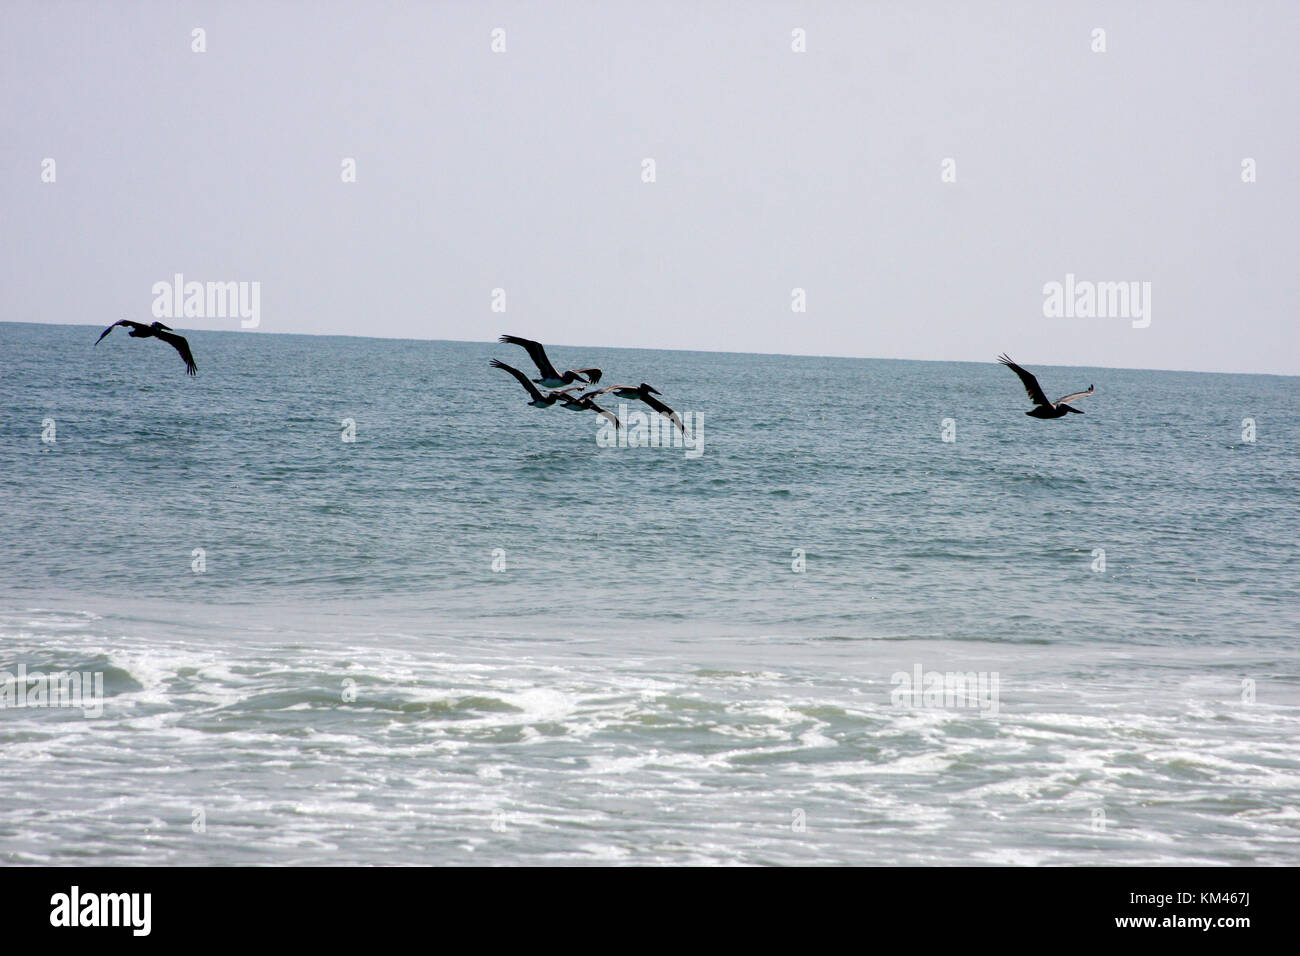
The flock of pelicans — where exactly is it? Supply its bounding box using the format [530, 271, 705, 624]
[92, 321, 1097, 422]
[490, 335, 683, 431]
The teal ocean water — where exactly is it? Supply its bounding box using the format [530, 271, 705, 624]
[2, 321, 1297, 865]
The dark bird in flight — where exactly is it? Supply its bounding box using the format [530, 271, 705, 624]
[498, 335, 600, 388]
[490, 358, 569, 408]
[95, 320, 198, 375]
[997, 354, 1092, 419]
[586, 382, 659, 403]
[557, 390, 620, 428]
[586, 383, 682, 432]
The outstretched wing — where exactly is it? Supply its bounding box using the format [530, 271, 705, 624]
[499, 335, 560, 380]
[587, 399, 619, 429]
[1053, 385, 1094, 405]
[573, 367, 602, 384]
[641, 393, 684, 433]
[94, 319, 133, 345]
[490, 358, 545, 401]
[155, 329, 198, 375]
[578, 385, 627, 399]
[997, 354, 1050, 407]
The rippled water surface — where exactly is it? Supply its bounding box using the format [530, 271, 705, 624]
[2, 322, 1297, 864]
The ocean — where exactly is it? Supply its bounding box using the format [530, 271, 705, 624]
[2, 320, 1297, 865]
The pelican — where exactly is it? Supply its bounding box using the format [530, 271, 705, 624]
[490, 359, 570, 408]
[95, 320, 197, 375]
[588, 383, 682, 432]
[557, 389, 591, 410]
[997, 354, 1093, 419]
[557, 392, 620, 428]
[584, 382, 660, 403]
[498, 335, 600, 388]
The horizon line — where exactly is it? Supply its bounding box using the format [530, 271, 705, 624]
[3, 319, 1294, 379]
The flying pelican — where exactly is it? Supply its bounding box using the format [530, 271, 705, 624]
[490, 359, 569, 408]
[95, 320, 198, 375]
[498, 335, 600, 388]
[584, 382, 660, 403]
[997, 354, 1093, 419]
[557, 391, 620, 428]
[588, 383, 682, 432]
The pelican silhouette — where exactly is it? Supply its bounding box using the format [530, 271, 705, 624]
[587, 383, 682, 432]
[490, 359, 570, 408]
[557, 391, 620, 428]
[95, 320, 198, 375]
[586, 383, 660, 403]
[998, 354, 1092, 419]
[498, 335, 600, 388]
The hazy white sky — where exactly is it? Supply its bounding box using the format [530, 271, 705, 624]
[3, 1, 1297, 374]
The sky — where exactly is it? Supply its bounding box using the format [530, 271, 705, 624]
[2, 1, 1298, 375]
